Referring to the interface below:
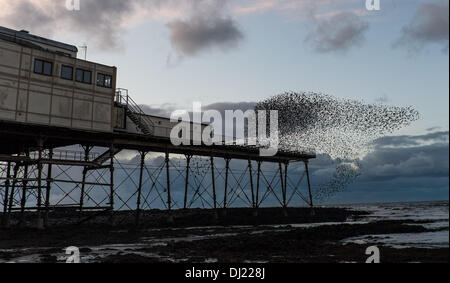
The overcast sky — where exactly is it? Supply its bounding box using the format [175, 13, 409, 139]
[0, 0, 448, 204]
[0, 0, 448, 133]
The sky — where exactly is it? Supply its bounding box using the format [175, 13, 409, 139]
[0, 0, 448, 204]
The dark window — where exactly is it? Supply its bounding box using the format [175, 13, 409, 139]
[76, 69, 83, 82]
[97, 73, 113, 88]
[75, 68, 92, 84]
[61, 65, 73, 80]
[84, 70, 92, 84]
[34, 59, 52, 76]
[34, 60, 43, 74]
[97, 73, 105, 87]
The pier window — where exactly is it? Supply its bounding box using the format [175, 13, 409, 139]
[34, 59, 53, 76]
[75, 68, 92, 84]
[97, 73, 113, 88]
[61, 65, 73, 80]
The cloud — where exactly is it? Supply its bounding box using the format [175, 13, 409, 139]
[0, 0, 138, 49]
[360, 142, 449, 182]
[140, 101, 256, 119]
[305, 11, 369, 53]
[140, 103, 181, 119]
[361, 131, 449, 182]
[167, 16, 243, 56]
[394, 0, 449, 53]
[372, 131, 449, 149]
[313, 131, 449, 203]
[234, 0, 279, 15]
[0, 0, 243, 54]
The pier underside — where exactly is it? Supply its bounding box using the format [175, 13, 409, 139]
[0, 121, 316, 228]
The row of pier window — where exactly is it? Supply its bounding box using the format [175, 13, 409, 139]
[34, 59, 113, 88]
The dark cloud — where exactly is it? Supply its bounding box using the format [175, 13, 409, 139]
[0, 0, 243, 54]
[372, 131, 449, 149]
[394, 0, 449, 53]
[360, 142, 449, 182]
[427, 126, 442, 132]
[1, 0, 138, 49]
[140, 103, 180, 119]
[311, 131, 449, 203]
[167, 16, 244, 56]
[305, 11, 369, 54]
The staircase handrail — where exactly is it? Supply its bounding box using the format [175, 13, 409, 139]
[115, 88, 154, 135]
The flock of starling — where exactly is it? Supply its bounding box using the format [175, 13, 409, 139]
[255, 92, 419, 201]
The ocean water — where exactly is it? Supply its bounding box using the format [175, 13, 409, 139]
[342, 201, 449, 249]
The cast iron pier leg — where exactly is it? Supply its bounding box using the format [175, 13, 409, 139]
[135, 151, 146, 227]
[255, 161, 262, 217]
[248, 160, 255, 209]
[7, 163, 19, 226]
[19, 152, 29, 227]
[222, 158, 230, 216]
[279, 162, 288, 217]
[1, 162, 11, 227]
[305, 160, 315, 216]
[165, 152, 173, 223]
[184, 155, 192, 210]
[79, 146, 91, 215]
[44, 149, 53, 228]
[109, 146, 115, 225]
[36, 143, 44, 229]
[210, 156, 218, 219]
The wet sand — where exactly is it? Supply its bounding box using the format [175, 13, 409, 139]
[0, 207, 448, 263]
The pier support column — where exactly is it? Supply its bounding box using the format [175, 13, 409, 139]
[183, 155, 192, 210]
[135, 151, 146, 227]
[210, 156, 218, 219]
[305, 160, 315, 216]
[109, 145, 115, 225]
[254, 161, 262, 217]
[36, 139, 44, 230]
[19, 152, 29, 227]
[222, 158, 230, 217]
[1, 162, 11, 227]
[165, 152, 173, 223]
[279, 162, 288, 217]
[284, 162, 289, 217]
[44, 149, 53, 228]
[79, 146, 91, 216]
[7, 164, 19, 226]
[248, 160, 255, 208]
[248, 160, 258, 217]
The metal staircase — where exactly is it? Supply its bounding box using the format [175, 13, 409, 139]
[92, 147, 122, 166]
[115, 88, 154, 136]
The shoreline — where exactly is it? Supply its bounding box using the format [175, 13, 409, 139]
[0, 205, 448, 263]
